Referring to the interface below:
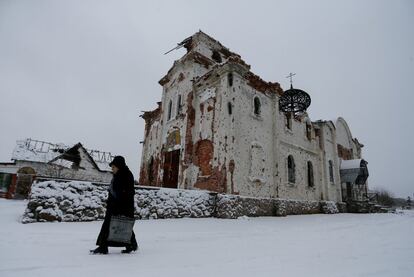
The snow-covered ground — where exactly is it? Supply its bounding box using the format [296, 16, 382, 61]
[0, 199, 413, 277]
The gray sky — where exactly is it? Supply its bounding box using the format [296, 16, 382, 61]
[0, 0, 413, 197]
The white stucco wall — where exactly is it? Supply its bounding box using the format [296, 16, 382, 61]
[139, 32, 368, 203]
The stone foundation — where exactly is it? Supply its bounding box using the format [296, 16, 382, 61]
[346, 201, 389, 213]
[216, 195, 340, 219]
[215, 194, 276, 219]
[22, 180, 345, 223]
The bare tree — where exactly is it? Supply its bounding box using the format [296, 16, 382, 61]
[374, 189, 395, 207]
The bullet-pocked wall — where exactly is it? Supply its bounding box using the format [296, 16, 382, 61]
[139, 31, 367, 204]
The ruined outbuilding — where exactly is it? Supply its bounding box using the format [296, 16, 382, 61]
[0, 139, 113, 199]
[139, 31, 369, 205]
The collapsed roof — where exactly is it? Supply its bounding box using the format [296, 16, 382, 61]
[11, 138, 113, 172]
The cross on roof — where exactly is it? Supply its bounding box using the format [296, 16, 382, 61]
[286, 72, 296, 86]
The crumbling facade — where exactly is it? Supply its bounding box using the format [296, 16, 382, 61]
[139, 31, 369, 204]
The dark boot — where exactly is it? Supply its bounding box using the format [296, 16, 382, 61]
[122, 232, 138, 254]
[90, 246, 108, 255]
[121, 244, 138, 254]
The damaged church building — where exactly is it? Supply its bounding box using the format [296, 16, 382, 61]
[0, 138, 113, 199]
[139, 31, 370, 210]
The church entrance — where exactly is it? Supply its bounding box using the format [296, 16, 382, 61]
[163, 150, 180, 188]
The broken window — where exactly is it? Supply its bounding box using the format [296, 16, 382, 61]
[254, 97, 261, 116]
[176, 95, 182, 115]
[167, 100, 173, 120]
[307, 161, 314, 187]
[228, 73, 233, 87]
[288, 155, 295, 183]
[227, 102, 233, 115]
[306, 122, 312, 140]
[329, 160, 334, 183]
[211, 50, 222, 63]
[249, 142, 266, 182]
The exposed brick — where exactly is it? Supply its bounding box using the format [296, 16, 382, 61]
[192, 52, 213, 69]
[142, 102, 162, 139]
[194, 164, 227, 193]
[158, 76, 170, 86]
[138, 164, 147, 185]
[194, 140, 214, 176]
[245, 71, 283, 95]
[183, 92, 195, 173]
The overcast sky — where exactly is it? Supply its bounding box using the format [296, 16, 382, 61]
[0, 0, 413, 197]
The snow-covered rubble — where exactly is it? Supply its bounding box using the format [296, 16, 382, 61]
[320, 200, 340, 214]
[22, 181, 216, 223]
[23, 181, 344, 223]
[22, 181, 108, 223]
[134, 187, 215, 219]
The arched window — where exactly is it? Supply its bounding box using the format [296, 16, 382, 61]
[288, 155, 295, 183]
[307, 161, 314, 187]
[285, 113, 292, 130]
[329, 160, 334, 183]
[254, 97, 261, 116]
[306, 122, 312, 140]
[176, 95, 182, 115]
[227, 102, 233, 115]
[228, 73, 233, 87]
[167, 100, 173, 120]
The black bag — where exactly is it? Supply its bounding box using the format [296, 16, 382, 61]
[108, 215, 135, 243]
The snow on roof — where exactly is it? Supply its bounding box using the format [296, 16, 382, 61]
[340, 159, 362, 170]
[11, 139, 113, 171]
[11, 139, 67, 163]
[94, 161, 111, 172]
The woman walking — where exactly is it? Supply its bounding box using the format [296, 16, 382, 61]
[90, 156, 138, 254]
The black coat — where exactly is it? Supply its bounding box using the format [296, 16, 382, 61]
[96, 166, 137, 247]
[107, 166, 135, 217]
